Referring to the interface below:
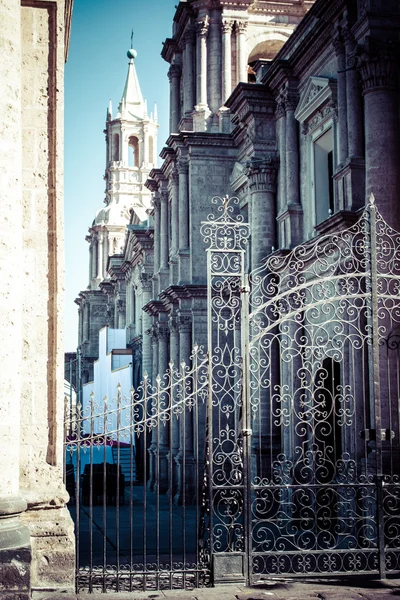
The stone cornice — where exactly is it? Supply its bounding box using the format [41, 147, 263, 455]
[161, 37, 179, 64]
[143, 299, 167, 317]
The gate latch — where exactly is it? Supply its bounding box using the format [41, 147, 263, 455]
[242, 428, 252, 437]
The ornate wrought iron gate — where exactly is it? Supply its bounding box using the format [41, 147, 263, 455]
[64, 348, 210, 592]
[203, 194, 400, 583]
[65, 194, 400, 592]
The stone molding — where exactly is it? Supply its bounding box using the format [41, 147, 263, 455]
[157, 323, 170, 340]
[246, 155, 279, 193]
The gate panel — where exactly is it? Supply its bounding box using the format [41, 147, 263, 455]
[64, 347, 210, 592]
[246, 195, 400, 580]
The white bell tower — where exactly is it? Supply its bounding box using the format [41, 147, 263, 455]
[87, 48, 159, 290]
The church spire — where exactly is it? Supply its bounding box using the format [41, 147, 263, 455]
[118, 48, 146, 119]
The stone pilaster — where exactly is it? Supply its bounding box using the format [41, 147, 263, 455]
[208, 13, 222, 113]
[333, 32, 348, 165]
[147, 327, 159, 491]
[168, 315, 180, 498]
[140, 274, 153, 380]
[97, 232, 103, 279]
[152, 194, 161, 297]
[169, 168, 179, 284]
[358, 42, 400, 226]
[159, 190, 169, 290]
[182, 28, 195, 130]
[247, 155, 279, 269]
[236, 21, 248, 83]
[178, 157, 190, 283]
[168, 63, 181, 134]
[221, 20, 233, 104]
[174, 315, 195, 505]
[195, 17, 209, 109]
[343, 28, 364, 159]
[157, 323, 170, 494]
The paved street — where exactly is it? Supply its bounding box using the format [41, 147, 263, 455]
[36, 576, 400, 600]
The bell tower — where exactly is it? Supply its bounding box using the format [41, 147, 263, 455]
[87, 48, 159, 290]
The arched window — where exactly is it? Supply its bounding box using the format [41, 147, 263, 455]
[128, 136, 139, 167]
[148, 136, 154, 164]
[113, 133, 119, 161]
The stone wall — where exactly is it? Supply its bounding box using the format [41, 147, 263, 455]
[0, 0, 75, 596]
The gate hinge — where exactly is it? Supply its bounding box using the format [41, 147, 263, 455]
[240, 286, 250, 294]
[242, 428, 252, 437]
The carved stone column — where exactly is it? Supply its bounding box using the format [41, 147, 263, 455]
[157, 323, 170, 494]
[247, 155, 279, 269]
[208, 14, 222, 113]
[168, 64, 181, 134]
[195, 17, 209, 110]
[153, 194, 161, 298]
[236, 21, 248, 83]
[359, 44, 400, 226]
[276, 98, 286, 217]
[169, 168, 179, 284]
[285, 91, 300, 208]
[174, 315, 194, 504]
[178, 157, 190, 283]
[221, 19, 233, 103]
[116, 298, 126, 329]
[97, 231, 103, 280]
[140, 274, 153, 380]
[343, 28, 364, 159]
[183, 28, 195, 115]
[168, 316, 180, 497]
[333, 32, 348, 165]
[147, 328, 159, 491]
[160, 192, 169, 272]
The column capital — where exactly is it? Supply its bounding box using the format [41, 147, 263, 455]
[168, 63, 182, 81]
[332, 31, 344, 57]
[152, 193, 161, 211]
[157, 323, 170, 340]
[195, 17, 209, 37]
[139, 272, 153, 292]
[246, 154, 279, 193]
[160, 190, 169, 204]
[275, 97, 286, 119]
[358, 42, 398, 94]
[171, 167, 179, 184]
[236, 21, 248, 34]
[184, 27, 196, 44]
[178, 157, 189, 175]
[178, 315, 192, 333]
[221, 19, 234, 34]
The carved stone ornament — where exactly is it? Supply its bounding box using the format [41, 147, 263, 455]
[91, 304, 108, 318]
[221, 19, 233, 34]
[139, 273, 153, 292]
[246, 154, 279, 193]
[236, 21, 248, 34]
[358, 44, 398, 93]
[295, 76, 337, 132]
[168, 64, 182, 81]
[195, 17, 209, 37]
[178, 315, 192, 333]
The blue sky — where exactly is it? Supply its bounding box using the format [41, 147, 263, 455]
[64, 0, 176, 351]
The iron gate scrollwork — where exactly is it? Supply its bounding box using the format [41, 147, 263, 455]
[201, 194, 400, 583]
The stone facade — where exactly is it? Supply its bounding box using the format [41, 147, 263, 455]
[76, 0, 400, 501]
[0, 0, 74, 596]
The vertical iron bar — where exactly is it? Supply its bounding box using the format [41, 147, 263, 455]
[182, 361, 187, 589]
[103, 396, 108, 593]
[76, 399, 81, 592]
[89, 392, 94, 593]
[129, 388, 134, 591]
[367, 194, 385, 578]
[168, 366, 173, 589]
[194, 350, 200, 588]
[156, 376, 161, 589]
[241, 274, 251, 585]
[143, 376, 148, 592]
[116, 384, 121, 591]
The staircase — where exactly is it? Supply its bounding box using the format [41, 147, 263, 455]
[112, 445, 136, 484]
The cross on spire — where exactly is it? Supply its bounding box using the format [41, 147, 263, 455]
[131, 29, 134, 49]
